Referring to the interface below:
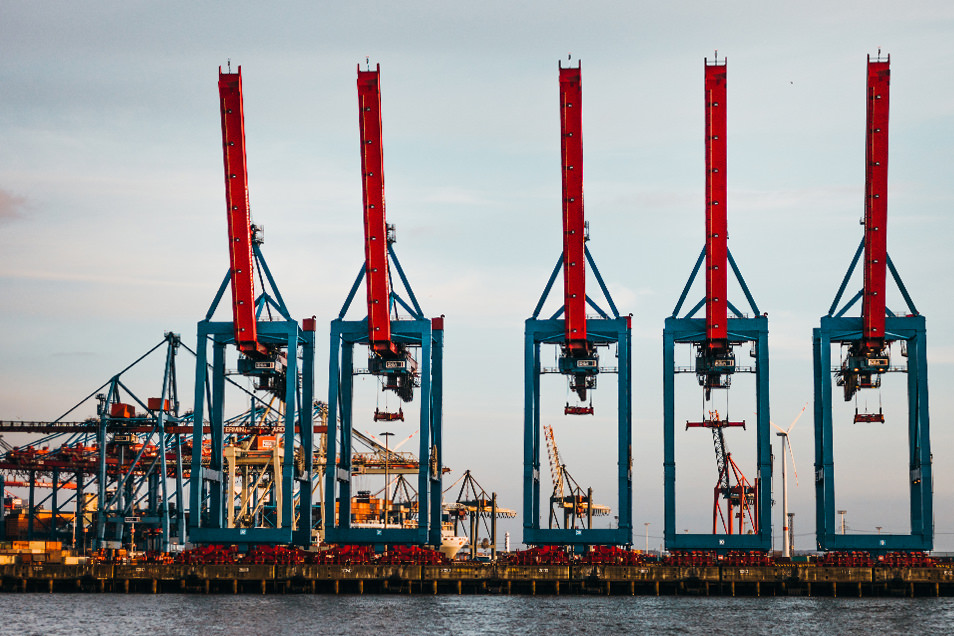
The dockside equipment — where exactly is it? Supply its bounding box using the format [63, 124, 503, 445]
[663, 56, 772, 552]
[813, 53, 932, 553]
[523, 61, 633, 548]
[189, 66, 317, 547]
[324, 63, 444, 548]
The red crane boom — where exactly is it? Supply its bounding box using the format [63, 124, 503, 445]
[357, 64, 397, 356]
[556, 63, 599, 407]
[704, 60, 728, 350]
[694, 58, 736, 399]
[861, 57, 890, 350]
[839, 55, 892, 402]
[219, 67, 267, 357]
[560, 65, 587, 352]
[355, 64, 417, 403]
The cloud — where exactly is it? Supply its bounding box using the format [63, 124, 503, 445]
[0, 188, 28, 224]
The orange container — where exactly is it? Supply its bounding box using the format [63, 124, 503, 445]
[110, 403, 135, 418]
[254, 436, 277, 450]
[147, 398, 171, 411]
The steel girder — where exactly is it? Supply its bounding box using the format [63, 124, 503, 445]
[523, 315, 632, 547]
[189, 318, 315, 546]
[324, 316, 443, 547]
[663, 315, 772, 551]
[813, 315, 932, 552]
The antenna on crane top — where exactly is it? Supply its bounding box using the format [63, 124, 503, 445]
[227, 58, 231, 73]
[366, 56, 370, 71]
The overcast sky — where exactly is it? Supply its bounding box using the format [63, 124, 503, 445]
[2, 1, 953, 551]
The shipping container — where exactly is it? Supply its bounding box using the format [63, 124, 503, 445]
[147, 398, 171, 411]
[110, 403, 136, 418]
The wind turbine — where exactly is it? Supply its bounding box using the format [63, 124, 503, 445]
[773, 403, 806, 558]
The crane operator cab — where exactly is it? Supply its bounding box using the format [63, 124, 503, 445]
[838, 341, 890, 401]
[695, 341, 736, 399]
[238, 350, 288, 396]
[558, 343, 600, 403]
[368, 344, 419, 403]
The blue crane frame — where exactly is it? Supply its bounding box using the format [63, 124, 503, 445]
[189, 243, 316, 547]
[324, 242, 444, 548]
[663, 246, 772, 551]
[523, 248, 633, 547]
[813, 240, 932, 552]
[0, 334, 190, 552]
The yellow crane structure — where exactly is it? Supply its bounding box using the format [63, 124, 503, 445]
[543, 424, 610, 530]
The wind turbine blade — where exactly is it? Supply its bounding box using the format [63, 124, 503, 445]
[392, 430, 418, 451]
[787, 402, 809, 434]
[786, 438, 799, 487]
[771, 421, 786, 434]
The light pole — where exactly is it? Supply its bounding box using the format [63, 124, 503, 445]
[644, 522, 650, 554]
[838, 510, 847, 535]
[380, 432, 394, 527]
[777, 431, 790, 558]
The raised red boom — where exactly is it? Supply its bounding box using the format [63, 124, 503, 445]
[861, 57, 890, 351]
[219, 67, 267, 357]
[357, 64, 396, 356]
[560, 65, 587, 352]
[704, 60, 728, 351]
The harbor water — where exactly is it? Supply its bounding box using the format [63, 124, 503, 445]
[2, 594, 952, 635]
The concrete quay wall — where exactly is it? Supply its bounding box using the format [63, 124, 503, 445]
[2, 563, 953, 596]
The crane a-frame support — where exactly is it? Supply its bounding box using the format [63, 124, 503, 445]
[663, 58, 772, 552]
[813, 54, 932, 552]
[189, 67, 316, 547]
[324, 64, 444, 548]
[523, 62, 632, 548]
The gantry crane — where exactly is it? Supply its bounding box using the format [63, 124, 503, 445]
[523, 61, 632, 548]
[445, 470, 516, 560]
[190, 66, 317, 547]
[543, 425, 610, 532]
[686, 413, 758, 535]
[813, 53, 932, 552]
[0, 333, 189, 552]
[325, 63, 444, 548]
[663, 56, 772, 551]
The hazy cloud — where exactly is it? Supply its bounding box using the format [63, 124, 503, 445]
[0, 188, 27, 224]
